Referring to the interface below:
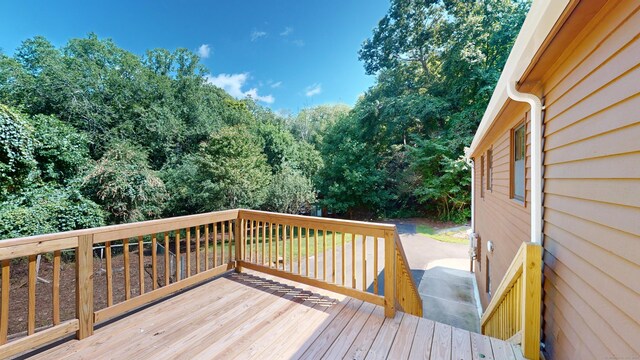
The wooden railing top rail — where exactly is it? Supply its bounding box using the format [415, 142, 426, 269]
[1, 209, 399, 247]
[0, 208, 426, 357]
[0, 209, 238, 246]
[481, 242, 541, 360]
[394, 232, 422, 304]
[481, 242, 527, 324]
[238, 209, 396, 238]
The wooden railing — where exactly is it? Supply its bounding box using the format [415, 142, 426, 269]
[393, 232, 423, 316]
[480, 242, 541, 360]
[236, 210, 422, 318]
[0, 209, 422, 358]
[0, 210, 238, 358]
[90, 210, 238, 324]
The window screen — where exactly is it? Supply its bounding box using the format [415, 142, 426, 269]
[512, 124, 525, 201]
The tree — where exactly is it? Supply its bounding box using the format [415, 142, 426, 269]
[359, 0, 447, 75]
[289, 104, 351, 147]
[317, 114, 390, 218]
[83, 141, 167, 223]
[410, 136, 470, 221]
[163, 126, 271, 214]
[264, 165, 316, 214]
[321, 0, 529, 220]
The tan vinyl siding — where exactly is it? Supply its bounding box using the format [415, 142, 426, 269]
[472, 1, 640, 359]
[473, 104, 531, 307]
[540, 1, 640, 359]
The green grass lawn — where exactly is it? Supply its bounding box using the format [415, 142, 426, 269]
[208, 230, 354, 262]
[416, 224, 468, 244]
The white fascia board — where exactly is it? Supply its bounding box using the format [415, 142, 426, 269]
[468, 0, 570, 156]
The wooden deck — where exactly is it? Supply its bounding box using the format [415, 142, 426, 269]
[24, 271, 522, 360]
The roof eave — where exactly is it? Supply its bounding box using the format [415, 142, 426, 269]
[468, 0, 571, 157]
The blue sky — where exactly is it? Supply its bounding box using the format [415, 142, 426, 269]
[0, 0, 390, 113]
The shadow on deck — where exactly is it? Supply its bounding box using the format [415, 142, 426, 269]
[22, 271, 521, 360]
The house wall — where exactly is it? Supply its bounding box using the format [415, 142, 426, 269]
[472, 101, 531, 307]
[539, 1, 640, 359]
[473, 1, 640, 359]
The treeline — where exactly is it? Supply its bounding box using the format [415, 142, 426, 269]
[0, 0, 528, 239]
[0, 35, 348, 239]
[317, 0, 529, 220]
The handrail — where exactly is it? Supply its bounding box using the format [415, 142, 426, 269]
[480, 242, 541, 360]
[235, 210, 422, 318]
[0, 209, 423, 357]
[0, 209, 238, 359]
[393, 232, 423, 317]
[0, 209, 239, 247]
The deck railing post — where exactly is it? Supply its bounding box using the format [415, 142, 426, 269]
[235, 216, 243, 273]
[76, 234, 94, 339]
[384, 230, 396, 318]
[521, 243, 541, 360]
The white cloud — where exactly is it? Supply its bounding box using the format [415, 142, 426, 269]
[305, 83, 322, 97]
[244, 88, 274, 104]
[271, 81, 282, 88]
[251, 30, 267, 41]
[197, 44, 211, 58]
[280, 27, 293, 36]
[292, 39, 305, 47]
[205, 73, 274, 104]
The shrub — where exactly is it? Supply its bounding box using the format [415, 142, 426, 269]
[264, 165, 316, 214]
[83, 141, 167, 223]
[0, 184, 105, 239]
[0, 104, 36, 195]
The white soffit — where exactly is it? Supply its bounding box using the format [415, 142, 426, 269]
[468, 0, 570, 155]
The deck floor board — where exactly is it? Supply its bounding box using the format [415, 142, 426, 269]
[25, 271, 521, 360]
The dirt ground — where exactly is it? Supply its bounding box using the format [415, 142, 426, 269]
[1, 238, 231, 338]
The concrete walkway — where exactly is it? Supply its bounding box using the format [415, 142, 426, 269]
[282, 221, 481, 332]
[394, 222, 481, 333]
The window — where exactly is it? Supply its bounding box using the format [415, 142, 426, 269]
[480, 155, 485, 198]
[487, 148, 493, 192]
[486, 256, 491, 300]
[511, 123, 526, 201]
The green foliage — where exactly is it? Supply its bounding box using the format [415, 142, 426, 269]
[0, 184, 105, 239]
[289, 104, 351, 147]
[163, 127, 271, 214]
[290, 141, 323, 180]
[257, 121, 298, 172]
[315, 0, 529, 220]
[0, 3, 528, 238]
[410, 136, 470, 221]
[317, 114, 390, 217]
[256, 121, 323, 179]
[83, 141, 167, 223]
[0, 104, 36, 194]
[264, 165, 316, 214]
[28, 114, 91, 183]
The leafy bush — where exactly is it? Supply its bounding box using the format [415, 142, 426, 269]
[264, 165, 316, 214]
[28, 114, 91, 183]
[163, 126, 271, 214]
[83, 141, 167, 223]
[0, 104, 36, 195]
[0, 184, 105, 239]
[317, 114, 390, 217]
